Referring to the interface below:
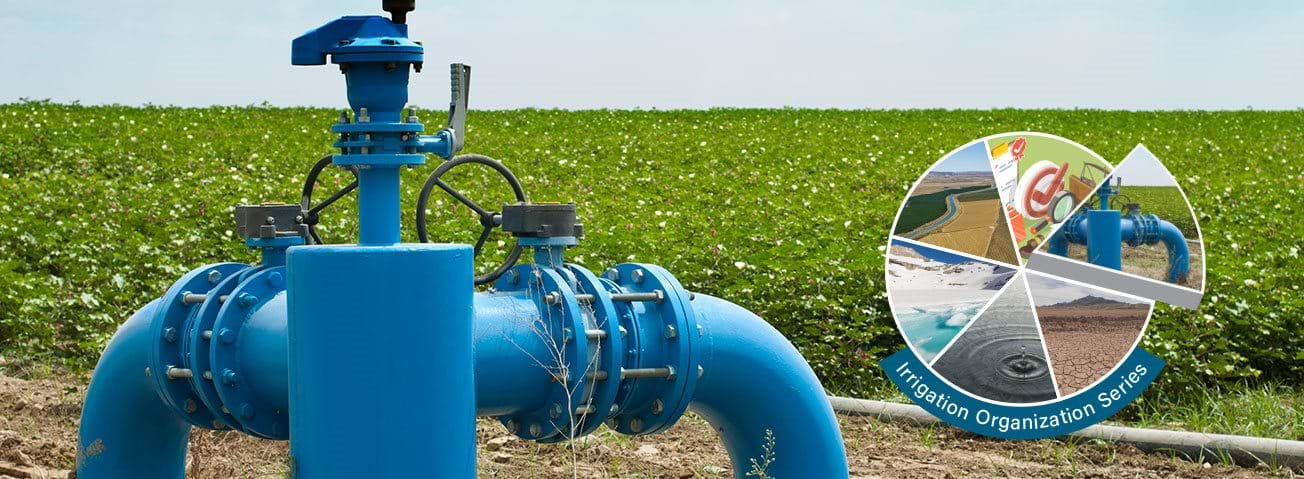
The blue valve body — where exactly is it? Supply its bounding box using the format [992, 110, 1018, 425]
[292, 15, 452, 245]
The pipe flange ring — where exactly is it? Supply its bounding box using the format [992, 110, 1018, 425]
[605, 263, 700, 436]
[210, 266, 290, 439]
[493, 263, 594, 443]
[563, 263, 625, 438]
[149, 262, 248, 429]
[186, 267, 253, 431]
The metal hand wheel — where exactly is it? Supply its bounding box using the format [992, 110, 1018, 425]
[298, 155, 360, 245]
[416, 154, 526, 285]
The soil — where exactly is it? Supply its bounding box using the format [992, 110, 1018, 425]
[0, 374, 1289, 478]
[1065, 240, 1205, 290]
[1036, 303, 1150, 396]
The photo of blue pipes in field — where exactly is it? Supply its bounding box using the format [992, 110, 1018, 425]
[1039, 145, 1205, 293]
[1, 0, 1302, 477]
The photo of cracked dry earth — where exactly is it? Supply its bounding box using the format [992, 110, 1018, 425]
[1035, 296, 1151, 396]
[0, 374, 1283, 479]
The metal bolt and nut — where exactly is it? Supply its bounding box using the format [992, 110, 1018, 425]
[506, 419, 520, 434]
[207, 270, 223, 284]
[181, 292, 207, 305]
[184, 399, 198, 414]
[650, 399, 664, 415]
[629, 417, 644, 433]
[631, 270, 645, 284]
[549, 403, 562, 419]
[528, 423, 542, 437]
[163, 327, 178, 343]
[663, 325, 677, 339]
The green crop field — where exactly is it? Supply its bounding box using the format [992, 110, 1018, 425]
[1121, 186, 1200, 238]
[893, 184, 989, 235]
[1, 102, 1301, 407]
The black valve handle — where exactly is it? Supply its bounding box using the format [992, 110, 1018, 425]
[416, 154, 526, 285]
[299, 155, 359, 245]
[383, 0, 415, 24]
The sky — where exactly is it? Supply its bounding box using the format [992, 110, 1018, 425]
[1025, 272, 1149, 306]
[933, 141, 991, 173]
[1111, 145, 1179, 186]
[4, 1, 1304, 110]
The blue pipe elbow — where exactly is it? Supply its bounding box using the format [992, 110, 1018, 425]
[79, 267, 849, 478]
[1152, 219, 1190, 283]
[690, 294, 850, 478]
[1049, 211, 1191, 284]
[77, 299, 191, 478]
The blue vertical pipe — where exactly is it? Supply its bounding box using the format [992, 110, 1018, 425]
[287, 244, 475, 478]
[1085, 209, 1122, 270]
[356, 167, 402, 245]
[76, 300, 191, 478]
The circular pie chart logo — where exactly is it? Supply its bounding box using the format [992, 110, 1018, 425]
[880, 132, 1206, 439]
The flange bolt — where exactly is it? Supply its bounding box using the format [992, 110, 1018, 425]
[222, 369, 240, 386]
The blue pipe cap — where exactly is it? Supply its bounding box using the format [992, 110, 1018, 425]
[292, 15, 422, 66]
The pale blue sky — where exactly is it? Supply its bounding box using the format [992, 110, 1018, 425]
[4, 1, 1304, 109]
[1113, 145, 1179, 186]
[933, 141, 990, 172]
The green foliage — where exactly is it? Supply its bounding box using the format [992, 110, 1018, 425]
[1121, 186, 1199, 238]
[893, 184, 988, 234]
[0, 103, 1300, 401]
[1122, 382, 1304, 440]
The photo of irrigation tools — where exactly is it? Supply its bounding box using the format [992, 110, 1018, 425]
[894, 141, 1019, 265]
[931, 275, 1058, 404]
[1027, 272, 1152, 396]
[886, 238, 1015, 362]
[1036, 145, 1205, 292]
[988, 134, 1113, 263]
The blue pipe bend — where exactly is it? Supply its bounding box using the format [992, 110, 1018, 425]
[77, 299, 191, 477]
[79, 288, 848, 478]
[690, 294, 850, 478]
[1048, 212, 1191, 284]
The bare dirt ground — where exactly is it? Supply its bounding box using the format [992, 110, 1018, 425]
[0, 374, 1291, 478]
[1036, 304, 1150, 396]
[1066, 240, 1205, 289]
